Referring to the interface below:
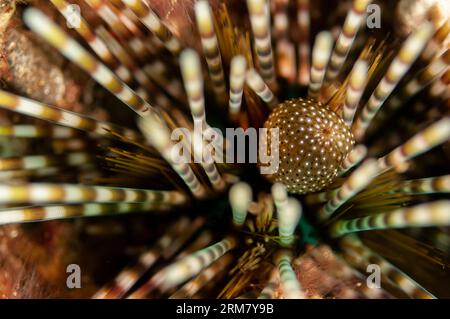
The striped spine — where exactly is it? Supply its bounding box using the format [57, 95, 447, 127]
[318, 159, 380, 221]
[229, 182, 253, 226]
[246, 69, 278, 108]
[341, 235, 434, 299]
[305, 188, 339, 205]
[170, 254, 232, 299]
[343, 61, 368, 127]
[277, 198, 302, 247]
[93, 25, 169, 108]
[273, 0, 296, 83]
[93, 217, 203, 299]
[428, 69, 450, 99]
[275, 250, 305, 299]
[353, 22, 434, 141]
[421, 20, 450, 62]
[308, 31, 333, 99]
[191, 129, 226, 192]
[247, 0, 277, 86]
[338, 145, 368, 176]
[195, 0, 227, 102]
[330, 200, 450, 237]
[272, 0, 289, 39]
[82, 1, 172, 107]
[121, 0, 182, 55]
[23, 8, 154, 117]
[180, 49, 206, 125]
[0, 152, 91, 171]
[376, 48, 450, 130]
[0, 202, 172, 226]
[404, 49, 450, 99]
[0, 183, 186, 205]
[0, 91, 138, 140]
[138, 115, 206, 198]
[0, 90, 140, 141]
[229, 55, 247, 116]
[49, 0, 132, 83]
[271, 182, 288, 213]
[378, 117, 450, 171]
[389, 175, 450, 195]
[297, 0, 310, 85]
[0, 167, 62, 181]
[129, 237, 237, 298]
[324, 0, 371, 83]
[86, 0, 132, 39]
[0, 124, 78, 138]
[277, 40, 297, 84]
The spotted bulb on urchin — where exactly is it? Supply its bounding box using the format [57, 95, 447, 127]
[263, 98, 354, 194]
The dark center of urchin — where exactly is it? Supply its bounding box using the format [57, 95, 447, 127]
[263, 98, 354, 194]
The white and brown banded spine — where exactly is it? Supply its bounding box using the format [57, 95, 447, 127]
[83, 0, 171, 107]
[297, 0, 310, 85]
[52, 138, 88, 154]
[177, 55, 227, 167]
[170, 254, 232, 299]
[421, 20, 450, 62]
[0, 152, 91, 171]
[86, 0, 132, 39]
[143, 61, 186, 104]
[0, 90, 140, 141]
[271, 182, 288, 213]
[138, 115, 206, 198]
[341, 235, 434, 299]
[343, 61, 368, 127]
[23, 8, 153, 117]
[190, 129, 226, 192]
[195, 1, 227, 103]
[273, 0, 296, 83]
[378, 117, 450, 171]
[49, 0, 132, 83]
[318, 159, 380, 221]
[128, 237, 238, 298]
[247, 0, 277, 86]
[229, 55, 247, 116]
[353, 22, 434, 141]
[92, 0, 161, 61]
[379, 48, 450, 127]
[304, 188, 339, 205]
[0, 124, 79, 139]
[175, 231, 214, 261]
[324, 0, 371, 83]
[0, 167, 63, 181]
[389, 175, 450, 195]
[428, 69, 450, 99]
[246, 69, 278, 108]
[272, 0, 289, 39]
[338, 145, 368, 176]
[121, 0, 182, 55]
[93, 25, 170, 108]
[308, 31, 333, 99]
[277, 198, 302, 247]
[275, 250, 305, 299]
[94, 217, 201, 299]
[405, 49, 450, 98]
[330, 200, 450, 237]
[0, 183, 186, 205]
[229, 182, 253, 227]
[0, 201, 172, 226]
[180, 49, 206, 125]
[106, 0, 167, 59]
